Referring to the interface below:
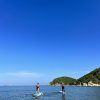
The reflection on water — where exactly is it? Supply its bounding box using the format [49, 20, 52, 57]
[62, 94, 66, 100]
[33, 92, 67, 100]
[35, 96, 41, 100]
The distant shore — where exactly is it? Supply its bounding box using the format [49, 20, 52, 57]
[49, 81, 100, 87]
[49, 84, 100, 87]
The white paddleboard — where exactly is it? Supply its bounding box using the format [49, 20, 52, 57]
[59, 91, 65, 94]
[33, 92, 43, 97]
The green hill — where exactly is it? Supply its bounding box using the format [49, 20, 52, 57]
[49, 68, 100, 86]
[49, 76, 76, 85]
[76, 68, 100, 85]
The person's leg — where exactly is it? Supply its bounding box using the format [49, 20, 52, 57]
[62, 87, 63, 91]
[37, 88, 40, 93]
[62, 86, 64, 92]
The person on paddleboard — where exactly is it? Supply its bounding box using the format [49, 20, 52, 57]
[36, 83, 40, 93]
[61, 83, 65, 92]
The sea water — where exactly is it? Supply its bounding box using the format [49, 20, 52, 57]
[0, 86, 100, 100]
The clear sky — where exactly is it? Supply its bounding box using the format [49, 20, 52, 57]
[0, 0, 100, 85]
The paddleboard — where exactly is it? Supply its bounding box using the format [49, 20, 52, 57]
[33, 92, 43, 97]
[59, 91, 65, 94]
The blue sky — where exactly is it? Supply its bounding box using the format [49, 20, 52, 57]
[0, 0, 100, 85]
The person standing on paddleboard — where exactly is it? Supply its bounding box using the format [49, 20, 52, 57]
[36, 83, 40, 93]
[61, 83, 65, 92]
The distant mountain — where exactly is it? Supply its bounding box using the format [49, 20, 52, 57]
[76, 68, 100, 85]
[49, 76, 76, 85]
[49, 68, 100, 86]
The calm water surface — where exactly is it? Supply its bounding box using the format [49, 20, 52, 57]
[0, 86, 100, 100]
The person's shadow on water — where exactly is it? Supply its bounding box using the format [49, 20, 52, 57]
[62, 94, 66, 100]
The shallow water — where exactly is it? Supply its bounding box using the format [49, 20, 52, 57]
[0, 86, 100, 100]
